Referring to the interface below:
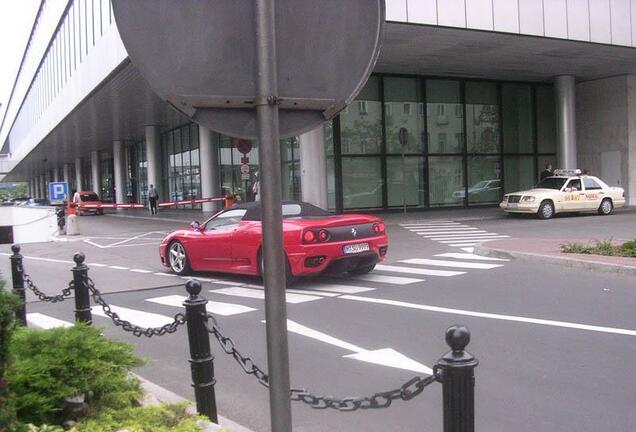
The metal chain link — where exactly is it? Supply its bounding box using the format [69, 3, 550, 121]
[23, 273, 73, 303]
[87, 277, 186, 337]
[202, 313, 439, 411]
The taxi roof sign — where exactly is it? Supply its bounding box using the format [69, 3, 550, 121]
[553, 169, 582, 176]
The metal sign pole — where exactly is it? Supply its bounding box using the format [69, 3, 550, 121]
[255, 1, 293, 431]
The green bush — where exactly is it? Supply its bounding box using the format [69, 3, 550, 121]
[7, 324, 145, 425]
[561, 238, 636, 258]
[76, 402, 209, 432]
[620, 239, 636, 257]
[0, 279, 20, 432]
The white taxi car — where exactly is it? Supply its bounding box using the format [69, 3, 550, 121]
[500, 169, 626, 219]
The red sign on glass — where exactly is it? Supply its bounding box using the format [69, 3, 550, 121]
[235, 139, 252, 154]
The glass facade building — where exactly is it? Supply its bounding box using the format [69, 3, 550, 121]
[326, 74, 557, 212]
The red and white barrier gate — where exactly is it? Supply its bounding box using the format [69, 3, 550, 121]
[74, 196, 233, 210]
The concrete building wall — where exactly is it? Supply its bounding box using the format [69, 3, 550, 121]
[386, 0, 636, 47]
[576, 75, 635, 204]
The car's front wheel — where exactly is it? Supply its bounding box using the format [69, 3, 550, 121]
[598, 198, 613, 215]
[348, 263, 376, 276]
[168, 241, 190, 275]
[537, 200, 554, 219]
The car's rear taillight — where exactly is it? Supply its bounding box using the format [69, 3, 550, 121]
[303, 230, 316, 243]
[318, 229, 330, 242]
[373, 222, 385, 235]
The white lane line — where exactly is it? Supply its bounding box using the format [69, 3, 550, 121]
[246, 285, 340, 297]
[146, 294, 256, 316]
[400, 222, 459, 227]
[434, 253, 509, 262]
[107, 232, 155, 247]
[27, 313, 73, 329]
[433, 236, 511, 242]
[351, 274, 424, 285]
[154, 272, 178, 277]
[411, 227, 477, 232]
[425, 232, 500, 239]
[399, 258, 503, 270]
[309, 284, 375, 294]
[92, 305, 175, 327]
[340, 295, 636, 337]
[88, 263, 109, 267]
[0, 253, 73, 265]
[375, 264, 465, 277]
[109, 265, 130, 270]
[210, 287, 322, 304]
[461, 247, 475, 253]
[130, 269, 153, 273]
[416, 230, 484, 235]
[450, 243, 479, 247]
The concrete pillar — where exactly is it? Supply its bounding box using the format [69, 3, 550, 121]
[30, 179, 35, 198]
[53, 167, 60, 182]
[74, 157, 83, 192]
[91, 151, 101, 196]
[113, 141, 126, 205]
[299, 126, 328, 209]
[199, 125, 221, 212]
[145, 125, 162, 199]
[63, 163, 72, 185]
[555, 75, 577, 169]
[39, 175, 47, 199]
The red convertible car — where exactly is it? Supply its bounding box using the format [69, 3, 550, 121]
[159, 201, 388, 282]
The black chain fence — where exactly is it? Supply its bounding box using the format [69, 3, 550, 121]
[23, 271, 74, 303]
[87, 277, 186, 337]
[202, 312, 439, 412]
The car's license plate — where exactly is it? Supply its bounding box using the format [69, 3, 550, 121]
[507, 203, 518, 209]
[343, 243, 370, 254]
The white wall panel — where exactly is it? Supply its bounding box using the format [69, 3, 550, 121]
[385, 0, 408, 21]
[407, 0, 437, 25]
[589, 0, 612, 43]
[437, 0, 467, 28]
[610, 0, 632, 45]
[567, 0, 591, 41]
[518, 0, 545, 36]
[544, 0, 568, 38]
[493, 0, 520, 33]
[466, 0, 494, 30]
[632, 0, 636, 46]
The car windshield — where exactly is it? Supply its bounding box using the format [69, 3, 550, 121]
[80, 193, 100, 201]
[535, 177, 567, 190]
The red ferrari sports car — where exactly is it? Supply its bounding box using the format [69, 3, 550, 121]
[159, 201, 388, 281]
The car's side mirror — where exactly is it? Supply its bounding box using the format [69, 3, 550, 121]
[564, 187, 572, 192]
[190, 221, 201, 230]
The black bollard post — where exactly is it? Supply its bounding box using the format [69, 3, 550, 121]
[71, 252, 92, 324]
[435, 325, 478, 432]
[10, 244, 27, 326]
[183, 279, 217, 423]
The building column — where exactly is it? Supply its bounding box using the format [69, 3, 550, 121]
[145, 125, 162, 199]
[52, 167, 60, 182]
[91, 151, 101, 196]
[74, 157, 83, 193]
[39, 175, 47, 199]
[63, 163, 72, 185]
[555, 75, 577, 169]
[199, 125, 221, 212]
[299, 126, 328, 209]
[30, 178, 36, 198]
[113, 141, 126, 205]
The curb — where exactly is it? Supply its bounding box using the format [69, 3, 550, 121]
[474, 244, 636, 277]
[136, 374, 255, 432]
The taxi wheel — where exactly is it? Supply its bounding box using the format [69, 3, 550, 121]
[537, 200, 554, 219]
[598, 198, 613, 215]
[168, 241, 191, 275]
[348, 264, 376, 276]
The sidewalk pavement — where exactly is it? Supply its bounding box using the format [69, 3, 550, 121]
[476, 238, 636, 277]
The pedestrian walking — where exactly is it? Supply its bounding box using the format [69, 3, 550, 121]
[540, 163, 553, 181]
[148, 184, 159, 215]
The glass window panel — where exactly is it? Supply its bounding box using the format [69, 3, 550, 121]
[466, 82, 500, 153]
[190, 123, 199, 149]
[327, 156, 335, 210]
[324, 121, 334, 156]
[384, 77, 424, 154]
[504, 156, 535, 193]
[426, 80, 463, 154]
[94, 0, 102, 36]
[79, 0, 86, 59]
[537, 155, 557, 180]
[467, 156, 502, 205]
[502, 84, 534, 153]
[101, 0, 111, 34]
[342, 157, 382, 209]
[429, 156, 464, 206]
[387, 156, 426, 208]
[536, 86, 556, 153]
[340, 77, 382, 154]
[87, 0, 94, 46]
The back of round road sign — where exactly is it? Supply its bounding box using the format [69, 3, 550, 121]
[111, 0, 384, 139]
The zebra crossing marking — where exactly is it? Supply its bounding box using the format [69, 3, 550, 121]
[92, 305, 176, 327]
[401, 222, 511, 249]
[438, 236, 509, 243]
[27, 313, 72, 329]
[450, 243, 479, 247]
[461, 247, 475, 252]
[375, 264, 465, 277]
[146, 294, 256, 316]
[424, 232, 502, 239]
[210, 287, 323, 304]
[399, 258, 503, 270]
[434, 253, 509, 262]
[349, 274, 424, 285]
[306, 284, 375, 294]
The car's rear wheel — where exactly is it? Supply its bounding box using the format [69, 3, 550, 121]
[598, 198, 613, 215]
[259, 250, 294, 286]
[537, 200, 554, 219]
[348, 263, 376, 276]
[168, 241, 190, 275]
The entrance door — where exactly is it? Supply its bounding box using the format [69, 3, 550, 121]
[601, 151, 622, 187]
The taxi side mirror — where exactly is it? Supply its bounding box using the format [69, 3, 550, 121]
[564, 187, 572, 192]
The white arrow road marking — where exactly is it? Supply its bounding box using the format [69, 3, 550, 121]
[271, 319, 432, 374]
[435, 253, 508, 262]
[146, 294, 256, 316]
[340, 295, 636, 337]
[375, 264, 465, 277]
[399, 258, 504, 269]
[27, 313, 73, 329]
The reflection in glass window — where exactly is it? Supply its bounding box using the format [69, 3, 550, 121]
[466, 82, 499, 153]
[342, 157, 382, 209]
[384, 77, 424, 154]
[427, 80, 463, 154]
[504, 156, 534, 193]
[467, 157, 501, 204]
[341, 76, 382, 154]
[536, 86, 556, 154]
[503, 84, 534, 153]
[429, 156, 464, 206]
[387, 156, 426, 208]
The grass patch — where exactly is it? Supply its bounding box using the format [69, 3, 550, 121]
[561, 239, 636, 257]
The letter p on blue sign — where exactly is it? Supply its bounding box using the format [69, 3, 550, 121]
[49, 182, 69, 204]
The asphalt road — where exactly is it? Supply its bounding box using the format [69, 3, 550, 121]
[2, 208, 636, 432]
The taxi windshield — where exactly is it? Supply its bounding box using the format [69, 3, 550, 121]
[535, 177, 568, 190]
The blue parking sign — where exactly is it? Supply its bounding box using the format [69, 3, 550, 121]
[48, 182, 69, 204]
